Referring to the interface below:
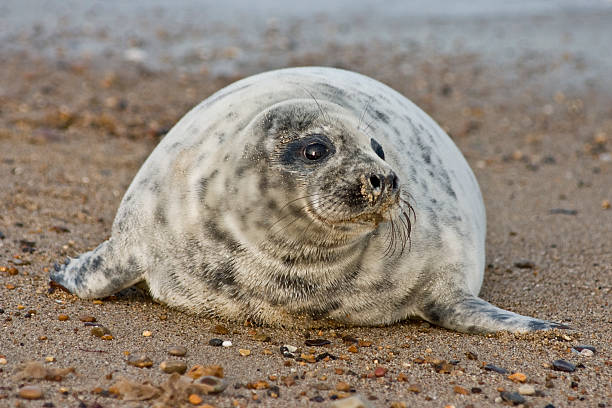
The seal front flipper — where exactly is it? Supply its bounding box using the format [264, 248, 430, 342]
[49, 238, 144, 299]
[419, 294, 569, 334]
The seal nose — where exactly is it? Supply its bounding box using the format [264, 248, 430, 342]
[367, 171, 399, 198]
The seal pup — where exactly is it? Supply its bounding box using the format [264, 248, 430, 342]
[51, 67, 566, 333]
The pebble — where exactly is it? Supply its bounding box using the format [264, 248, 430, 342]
[508, 372, 527, 383]
[283, 344, 298, 353]
[90, 326, 111, 338]
[305, 338, 331, 347]
[514, 260, 535, 269]
[222, 340, 232, 347]
[465, 351, 478, 360]
[239, 349, 251, 356]
[518, 384, 536, 395]
[579, 349, 594, 357]
[484, 364, 508, 374]
[196, 376, 227, 394]
[168, 346, 187, 356]
[500, 391, 526, 405]
[18, 385, 43, 400]
[571, 345, 596, 353]
[552, 359, 576, 372]
[0, 358, 6, 365]
[142, 330, 152, 337]
[187, 365, 224, 379]
[127, 354, 153, 368]
[212, 324, 229, 335]
[57, 314, 69, 321]
[79, 315, 96, 322]
[159, 360, 187, 374]
[331, 395, 369, 408]
[373, 367, 387, 377]
[208, 338, 223, 347]
[453, 385, 469, 395]
[336, 381, 351, 392]
[188, 393, 203, 405]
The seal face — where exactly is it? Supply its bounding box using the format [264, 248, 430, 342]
[51, 67, 566, 333]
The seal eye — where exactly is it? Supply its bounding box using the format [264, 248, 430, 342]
[303, 143, 329, 161]
[370, 138, 385, 160]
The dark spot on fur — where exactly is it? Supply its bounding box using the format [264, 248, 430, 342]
[154, 204, 167, 225]
[374, 110, 389, 124]
[91, 256, 102, 270]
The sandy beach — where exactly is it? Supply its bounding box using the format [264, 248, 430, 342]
[1, 2, 611, 407]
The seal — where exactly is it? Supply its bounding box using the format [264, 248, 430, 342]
[50, 67, 566, 333]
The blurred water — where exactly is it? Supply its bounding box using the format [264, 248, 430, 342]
[1, 0, 611, 84]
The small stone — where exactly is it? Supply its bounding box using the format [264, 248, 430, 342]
[187, 365, 224, 379]
[572, 345, 596, 353]
[373, 367, 387, 377]
[222, 340, 232, 347]
[253, 333, 271, 342]
[508, 372, 527, 383]
[465, 351, 478, 360]
[518, 384, 536, 395]
[407, 384, 420, 393]
[0, 357, 7, 365]
[347, 345, 358, 353]
[58, 314, 69, 321]
[79, 315, 96, 323]
[397, 372, 408, 382]
[500, 391, 526, 405]
[602, 199, 611, 209]
[188, 393, 203, 405]
[90, 326, 111, 337]
[101, 334, 113, 340]
[579, 349, 594, 357]
[336, 381, 351, 392]
[247, 380, 270, 390]
[127, 354, 153, 368]
[45, 356, 55, 362]
[239, 349, 251, 356]
[196, 376, 227, 394]
[471, 387, 482, 394]
[18, 385, 43, 400]
[167, 346, 187, 356]
[283, 344, 298, 353]
[142, 330, 152, 337]
[331, 395, 369, 408]
[514, 260, 535, 269]
[484, 364, 508, 374]
[453, 385, 469, 395]
[159, 360, 187, 374]
[552, 359, 576, 372]
[212, 324, 229, 335]
[305, 338, 331, 347]
[300, 353, 316, 363]
[357, 340, 372, 347]
[390, 402, 406, 408]
[208, 338, 223, 347]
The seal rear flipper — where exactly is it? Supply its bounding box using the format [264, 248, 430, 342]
[418, 294, 569, 334]
[49, 238, 144, 299]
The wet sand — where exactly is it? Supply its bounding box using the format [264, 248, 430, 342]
[1, 3, 611, 407]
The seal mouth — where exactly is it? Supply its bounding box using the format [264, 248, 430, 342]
[307, 189, 416, 256]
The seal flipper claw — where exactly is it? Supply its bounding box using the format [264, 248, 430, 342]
[49, 238, 143, 299]
[419, 294, 567, 334]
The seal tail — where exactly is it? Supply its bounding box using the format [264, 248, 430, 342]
[50, 238, 144, 299]
[419, 294, 570, 334]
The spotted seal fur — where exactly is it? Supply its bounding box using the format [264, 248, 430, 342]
[50, 67, 566, 333]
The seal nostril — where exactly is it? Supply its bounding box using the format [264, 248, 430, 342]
[369, 174, 381, 190]
[390, 172, 399, 192]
